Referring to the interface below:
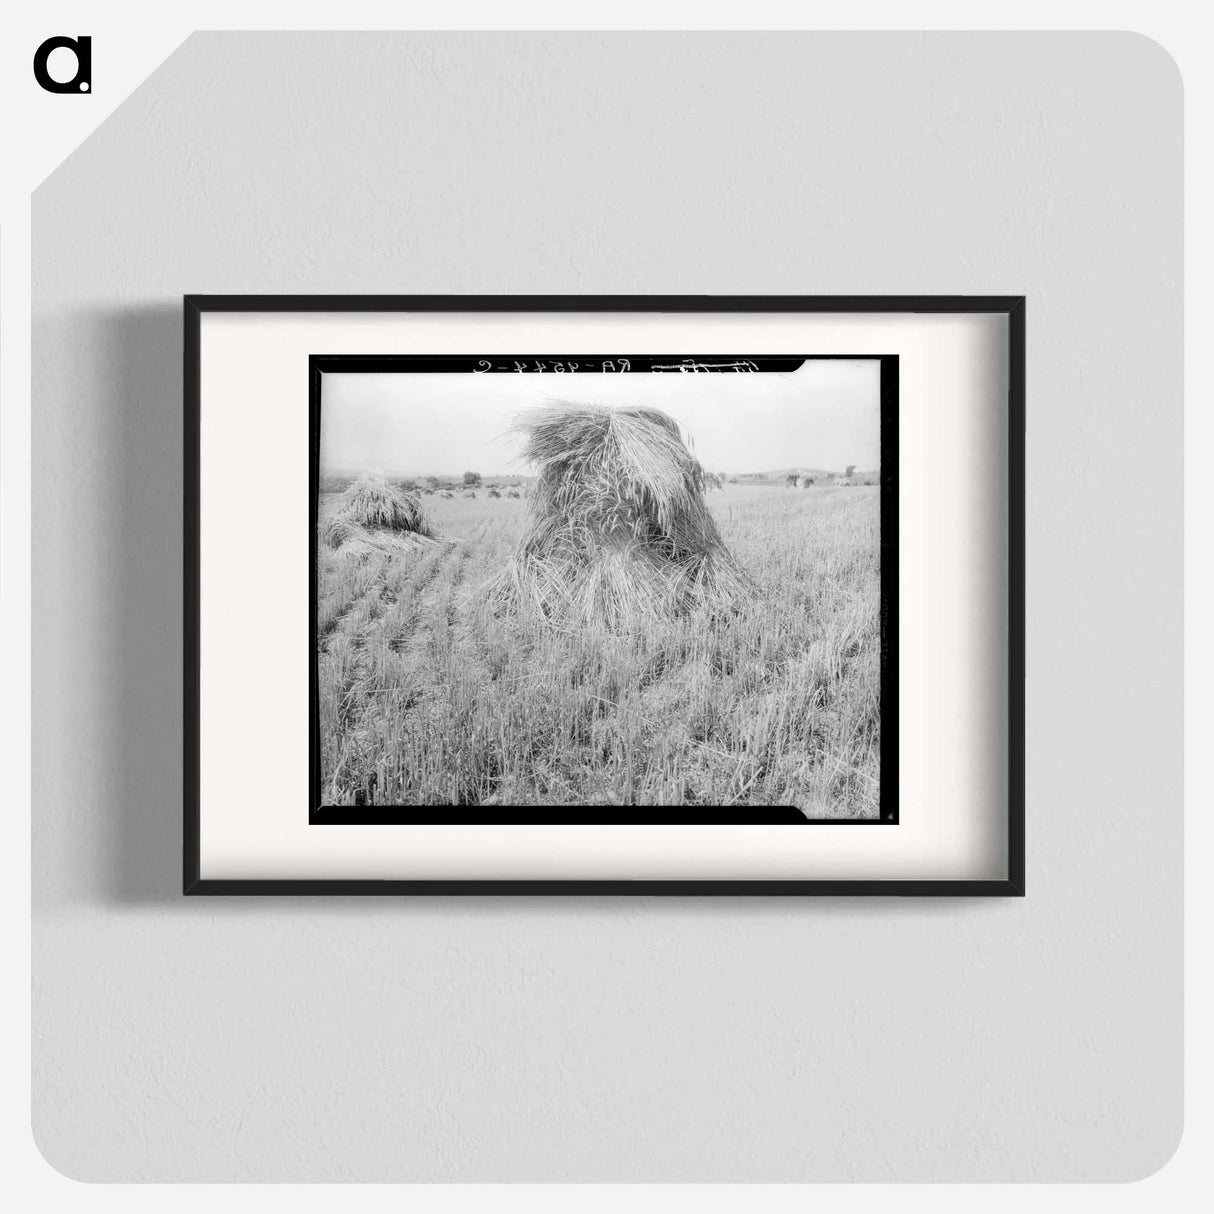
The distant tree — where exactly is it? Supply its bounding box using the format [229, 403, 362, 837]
[425, 476, 440, 490]
[803, 477, 815, 487]
[398, 477, 418, 492]
[463, 470, 482, 487]
[844, 464, 856, 478]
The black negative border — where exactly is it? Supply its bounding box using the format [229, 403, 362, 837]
[308, 352, 897, 827]
[184, 295, 1024, 896]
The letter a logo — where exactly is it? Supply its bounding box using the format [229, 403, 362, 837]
[34, 36, 92, 94]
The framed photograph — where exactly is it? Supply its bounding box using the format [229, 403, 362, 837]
[185, 296, 1024, 894]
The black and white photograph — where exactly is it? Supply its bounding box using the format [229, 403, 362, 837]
[311, 354, 897, 821]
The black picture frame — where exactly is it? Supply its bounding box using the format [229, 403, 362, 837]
[184, 295, 1025, 896]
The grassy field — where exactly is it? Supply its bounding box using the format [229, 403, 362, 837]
[317, 484, 881, 815]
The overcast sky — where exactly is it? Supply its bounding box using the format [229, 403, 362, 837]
[320, 359, 881, 478]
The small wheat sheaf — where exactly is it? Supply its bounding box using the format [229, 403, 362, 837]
[320, 471, 441, 555]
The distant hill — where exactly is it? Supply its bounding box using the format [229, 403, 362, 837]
[732, 468, 840, 482]
[322, 469, 533, 484]
[724, 467, 880, 485]
[759, 467, 838, 480]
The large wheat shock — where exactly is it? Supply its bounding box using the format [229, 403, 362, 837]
[486, 402, 749, 628]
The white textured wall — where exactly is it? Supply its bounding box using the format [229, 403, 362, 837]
[32, 32, 1182, 1181]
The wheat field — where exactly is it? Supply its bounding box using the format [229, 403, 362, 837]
[316, 484, 881, 815]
